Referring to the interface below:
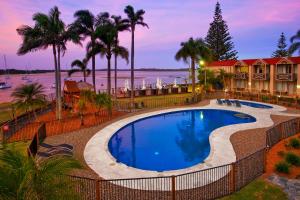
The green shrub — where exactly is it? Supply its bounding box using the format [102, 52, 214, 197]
[289, 138, 300, 149]
[277, 151, 285, 157]
[285, 152, 300, 166]
[275, 161, 290, 174]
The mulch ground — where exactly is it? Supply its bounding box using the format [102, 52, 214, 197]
[264, 133, 300, 179]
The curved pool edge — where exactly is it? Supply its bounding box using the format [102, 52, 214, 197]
[84, 99, 293, 185]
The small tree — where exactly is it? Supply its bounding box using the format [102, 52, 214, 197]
[0, 147, 82, 199]
[289, 30, 300, 55]
[272, 32, 290, 57]
[11, 83, 46, 119]
[69, 58, 91, 82]
[94, 93, 112, 117]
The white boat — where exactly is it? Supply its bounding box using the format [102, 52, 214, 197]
[51, 83, 56, 89]
[0, 82, 12, 89]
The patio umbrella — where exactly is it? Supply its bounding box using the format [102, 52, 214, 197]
[142, 79, 146, 90]
[124, 79, 130, 92]
[156, 77, 162, 89]
[173, 78, 178, 87]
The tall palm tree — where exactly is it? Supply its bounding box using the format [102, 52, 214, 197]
[0, 147, 82, 199]
[124, 5, 148, 106]
[111, 15, 130, 98]
[289, 30, 300, 55]
[70, 10, 97, 91]
[17, 6, 67, 120]
[175, 37, 212, 96]
[87, 21, 129, 96]
[69, 58, 91, 82]
[11, 83, 46, 118]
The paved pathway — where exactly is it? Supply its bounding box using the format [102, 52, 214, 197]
[269, 174, 300, 200]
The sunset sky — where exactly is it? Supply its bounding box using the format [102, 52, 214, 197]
[0, 0, 300, 70]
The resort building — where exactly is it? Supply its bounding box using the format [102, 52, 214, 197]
[207, 56, 300, 96]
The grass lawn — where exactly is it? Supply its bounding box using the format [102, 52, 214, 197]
[220, 178, 287, 200]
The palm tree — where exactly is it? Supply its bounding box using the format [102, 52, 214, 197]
[111, 15, 130, 98]
[69, 58, 91, 82]
[0, 147, 82, 199]
[218, 69, 234, 90]
[124, 5, 148, 106]
[175, 37, 212, 96]
[87, 21, 129, 96]
[289, 30, 300, 55]
[17, 6, 68, 120]
[70, 10, 98, 91]
[11, 83, 46, 118]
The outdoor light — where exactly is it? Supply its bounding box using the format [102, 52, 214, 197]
[199, 60, 205, 66]
[248, 82, 251, 86]
[297, 85, 300, 89]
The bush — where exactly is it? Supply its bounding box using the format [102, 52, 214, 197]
[275, 161, 290, 174]
[289, 138, 300, 149]
[285, 152, 300, 166]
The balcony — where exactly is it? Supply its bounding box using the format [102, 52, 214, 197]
[276, 73, 297, 81]
[234, 72, 248, 80]
[252, 73, 270, 81]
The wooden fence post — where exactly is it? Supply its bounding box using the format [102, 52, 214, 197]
[171, 176, 176, 200]
[96, 179, 100, 200]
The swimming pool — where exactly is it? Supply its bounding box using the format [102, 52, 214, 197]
[238, 101, 273, 109]
[108, 109, 256, 171]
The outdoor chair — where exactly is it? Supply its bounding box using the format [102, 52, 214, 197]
[37, 149, 73, 158]
[217, 99, 223, 105]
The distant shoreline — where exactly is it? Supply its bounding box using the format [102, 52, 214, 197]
[0, 68, 189, 75]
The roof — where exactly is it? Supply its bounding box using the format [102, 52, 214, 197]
[77, 81, 93, 91]
[207, 56, 300, 67]
[64, 81, 80, 93]
[207, 60, 238, 67]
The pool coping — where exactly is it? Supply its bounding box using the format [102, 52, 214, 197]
[84, 100, 300, 189]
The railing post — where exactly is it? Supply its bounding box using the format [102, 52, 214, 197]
[231, 162, 236, 193]
[171, 176, 176, 200]
[96, 179, 100, 200]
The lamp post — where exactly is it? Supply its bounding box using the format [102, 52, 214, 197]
[199, 60, 206, 86]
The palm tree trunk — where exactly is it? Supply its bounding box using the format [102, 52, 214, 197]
[52, 45, 59, 120]
[114, 53, 118, 99]
[107, 53, 111, 96]
[91, 38, 96, 92]
[83, 70, 86, 82]
[57, 47, 62, 120]
[191, 59, 196, 96]
[130, 28, 135, 108]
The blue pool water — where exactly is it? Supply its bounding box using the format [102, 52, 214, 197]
[236, 100, 273, 109]
[108, 109, 256, 171]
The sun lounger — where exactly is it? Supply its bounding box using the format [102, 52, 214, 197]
[235, 100, 242, 108]
[225, 99, 232, 106]
[217, 99, 223, 105]
[37, 149, 73, 158]
[40, 143, 73, 151]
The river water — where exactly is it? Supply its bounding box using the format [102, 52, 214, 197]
[0, 71, 189, 102]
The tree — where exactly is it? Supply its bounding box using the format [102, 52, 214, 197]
[289, 30, 300, 55]
[272, 32, 290, 57]
[94, 93, 112, 116]
[87, 20, 129, 96]
[0, 147, 82, 199]
[70, 10, 98, 91]
[175, 38, 212, 96]
[11, 83, 46, 118]
[218, 69, 234, 89]
[16, 6, 75, 120]
[205, 2, 238, 60]
[111, 15, 130, 99]
[69, 58, 91, 82]
[124, 5, 148, 106]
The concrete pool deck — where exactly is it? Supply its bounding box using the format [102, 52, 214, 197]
[83, 100, 300, 189]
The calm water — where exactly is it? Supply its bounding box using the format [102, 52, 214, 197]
[108, 109, 256, 171]
[0, 71, 189, 102]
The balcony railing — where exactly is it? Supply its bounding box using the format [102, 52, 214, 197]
[276, 73, 297, 81]
[252, 73, 270, 80]
[234, 72, 248, 79]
